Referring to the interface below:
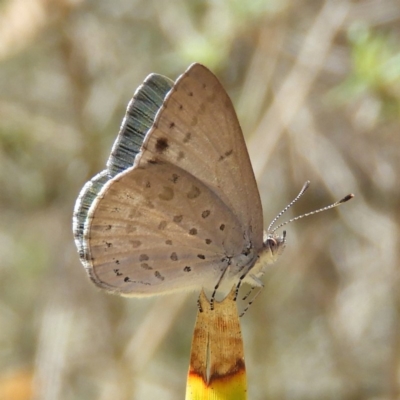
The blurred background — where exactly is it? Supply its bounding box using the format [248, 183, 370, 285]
[0, 0, 399, 399]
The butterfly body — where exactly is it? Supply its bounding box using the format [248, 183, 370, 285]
[73, 63, 286, 299]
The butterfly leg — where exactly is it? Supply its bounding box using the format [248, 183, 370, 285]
[242, 287, 255, 301]
[210, 263, 230, 310]
[197, 295, 203, 313]
[233, 271, 248, 302]
[240, 285, 264, 317]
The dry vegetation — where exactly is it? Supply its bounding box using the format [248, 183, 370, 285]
[0, 0, 399, 399]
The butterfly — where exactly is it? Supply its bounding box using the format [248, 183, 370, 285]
[73, 63, 352, 302]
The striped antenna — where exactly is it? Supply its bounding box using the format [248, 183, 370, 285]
[267, 181, 310, 232]
[270, 191, 354, 234]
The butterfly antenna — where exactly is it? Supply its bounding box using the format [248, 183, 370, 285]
[270, 193, 354, 234]
[267, 181, 310, 232]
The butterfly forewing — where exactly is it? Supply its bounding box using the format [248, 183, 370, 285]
[136, 64, 263, 250]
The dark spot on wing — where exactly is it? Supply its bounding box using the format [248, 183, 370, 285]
[197, 254, 205, 260]
[202, 210, 210, 218]
[141, 263, 152, 270]
[184, 266, 191, 272]
[170, 173, 179, 183]
[187, 185, 201, 199]
[139, 254, 149, 261]
[205, 239, 212, 245]
[158, 186, 174, 201]
[169, 122, 175, 129]
[189, 228, 197, 235]
[130, 240, 141, 248]
[113, 269, 122, 276]
[154, 271, 165, 281]
[170, 252, 178, 261]
[165, 240, 173, 245]
[218, 149, 233, 162]
[220, 224, 225, 231]
[173, 215, 183, 223]
[183, 132, 191, 143]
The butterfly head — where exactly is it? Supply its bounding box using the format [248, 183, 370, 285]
[263, 230, 286, 264]
[245, 230, 286, 283]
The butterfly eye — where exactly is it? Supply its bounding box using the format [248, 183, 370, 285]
[267, 238, 277, 250]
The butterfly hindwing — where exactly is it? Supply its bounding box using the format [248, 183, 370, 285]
[85, 162, 244, 296]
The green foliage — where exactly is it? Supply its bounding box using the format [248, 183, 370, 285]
[335, 24, 400, 117]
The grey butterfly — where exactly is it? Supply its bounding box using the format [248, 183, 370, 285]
[73, 63, 287, 299]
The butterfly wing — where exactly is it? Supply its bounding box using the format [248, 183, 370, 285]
[137, 64, 264, 250]
[81, 63, 263, 296]
[73, 73, 173, 267]
[107, 73, 174, 176]
[84, 162, 245, 295]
